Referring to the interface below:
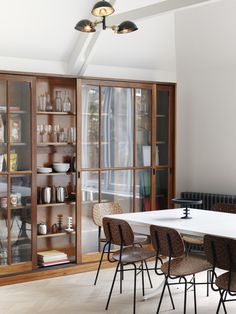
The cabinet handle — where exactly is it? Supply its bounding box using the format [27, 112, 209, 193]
[77, 171, 80, 179]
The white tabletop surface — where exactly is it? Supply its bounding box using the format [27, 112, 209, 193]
[108, 208, 236, 239]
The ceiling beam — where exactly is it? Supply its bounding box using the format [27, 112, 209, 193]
[109, 0, 217, 25]
[67, 0, 216, 75]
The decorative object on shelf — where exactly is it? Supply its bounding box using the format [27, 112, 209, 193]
[42, 186, 52, 204]
[37, 222, 48, 235]
[56, 186, 68, 203]
[55, 90, 63, 112]
[51, 223, 58, 234]
[52, 163, 70, 173]
[37, 250, 69, 267]
[37, 167, 53, 174]
[65, 216, 74, 233]
[45, 93, 53, 112]
[63, 90, 72, 112]
[57, 214, 63, 232]
[75, 0, 138, 34]
[172, 198, 203, 219]
[10, 115, 21, 142]
[4, 151, 17, 171]
[10, 193, 18, 206]
[0, 197, 7, 208]
[0, 154, 4, 171]
[38, 94, 46, 111]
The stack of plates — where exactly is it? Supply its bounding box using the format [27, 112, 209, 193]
[37, 167, 53, 174]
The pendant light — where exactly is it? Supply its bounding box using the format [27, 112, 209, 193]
[75, 0, 138, 34]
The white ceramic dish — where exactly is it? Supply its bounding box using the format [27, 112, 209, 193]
[53, 163, 70, 173]
[37, 167, 53, 174]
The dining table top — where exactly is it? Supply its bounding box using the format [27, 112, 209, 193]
[108, 208, 236, 239]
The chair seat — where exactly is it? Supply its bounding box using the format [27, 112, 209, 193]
[182, 235, 204, 246]
[112, 246, 155, 264]
[161, 254, 211, 277]
[216, 272, 236, 292]
[134, 233, 150, 245]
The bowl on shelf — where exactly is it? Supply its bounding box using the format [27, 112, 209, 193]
[37, 167, 53, 174]
[52, 163, 70, 173]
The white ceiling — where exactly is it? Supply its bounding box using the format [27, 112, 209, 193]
[0, 0, 219, 78]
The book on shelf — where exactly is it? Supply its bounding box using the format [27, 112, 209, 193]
[37, 250, 68, 262]
[38, 259, 70, 267]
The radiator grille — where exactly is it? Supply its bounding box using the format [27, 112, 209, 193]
[180, 191, 236, 210]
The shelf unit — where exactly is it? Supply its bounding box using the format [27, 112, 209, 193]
[35, 76, 79, 268]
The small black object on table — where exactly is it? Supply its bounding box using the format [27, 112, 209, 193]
[171, 198, 203, 219]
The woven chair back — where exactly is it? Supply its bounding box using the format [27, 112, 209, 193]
[150, 225, 185, 257]
[103, 217, 134, 246]
[204, 234, 236, 271]
[211, 203, 236, 214]
[92, 202, 123, 227]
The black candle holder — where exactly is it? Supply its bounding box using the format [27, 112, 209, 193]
[171, 198, 203, 219]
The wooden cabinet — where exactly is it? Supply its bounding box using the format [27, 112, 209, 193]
[79, 79, 175, 257]
[0, 73, 175, 279]
[35, 76, 80, 268]
[0, 74, 35, 275]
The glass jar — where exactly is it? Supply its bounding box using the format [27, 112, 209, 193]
[63, 90, 72, 112]
[55, 91, 62, 112]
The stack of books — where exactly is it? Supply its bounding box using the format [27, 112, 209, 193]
[37, 250, 70, 267]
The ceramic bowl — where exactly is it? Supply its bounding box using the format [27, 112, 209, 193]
[52, 163, 70, 173]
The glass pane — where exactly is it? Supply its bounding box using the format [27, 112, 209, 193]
[8, 81, 30, 112]
[136, 89, 151, 166]
[0, 176, 8, 265]
[135, 169, 151, 212]
[156, 168, 168, 210]
[0, 80, 7, 112]
[156, 90, 169, 166]
[101, 87, 134, 168]
[101, 170, 133, 213]
[81, 171, 99, 254]
[82, 85, 99, 169]
[9, 112, 31, 171]
[10, 175, 31, 263]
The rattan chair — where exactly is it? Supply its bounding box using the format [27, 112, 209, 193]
[92, 202, 149, 285]
[103, 217, 155, 314]
[183, 203, 236, 253]
[150, 225, 211, 314]
[204, 234, 236, 314]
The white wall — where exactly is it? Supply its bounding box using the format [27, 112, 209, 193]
[175, 0, 236, 195]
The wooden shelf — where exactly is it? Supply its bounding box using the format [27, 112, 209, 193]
[37, 111, 76, 116]
[37, 172, 76, 176]
[37, 142, 76, 146]
[37, 202, 76, 208]
[9, 170, 32, 175]
[9, 110, 28, 114]
[10, 142, 27, 146]
[37, 231, 75, 239]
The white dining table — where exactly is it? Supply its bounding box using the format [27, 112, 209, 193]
[109, 208, 236, 239]
[109, 207, 236, 300]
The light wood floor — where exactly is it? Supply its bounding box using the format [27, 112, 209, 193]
[0, 263, 236, 314]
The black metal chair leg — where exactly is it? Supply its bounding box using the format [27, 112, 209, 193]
[222, 291, 227, 314]
[183, 277, 188, 314]
[133, 263, 137, 314]
[156, 277, 168, 314]
[94, 241, 108, 285]
[120, 263, 123, 294]
[166, 280, 175, 310]
[105, 263, 120, 310]
[216, 290, 224, 314]
[141, 261, 145, 297]
[193, 274, 197, 314]
[144, 259, 153, 288]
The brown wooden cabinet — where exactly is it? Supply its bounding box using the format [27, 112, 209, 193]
[79, 79, 175, 257]
[0, 73, 175, 280]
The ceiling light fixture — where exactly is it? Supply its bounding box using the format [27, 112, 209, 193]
[75, 0, 138, 34]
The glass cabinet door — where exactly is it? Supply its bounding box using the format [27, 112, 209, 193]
[0, 76, 33, 271]
[156, 89, 169, 166]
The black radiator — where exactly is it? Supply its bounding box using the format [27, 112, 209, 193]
[180, 191, 236, 210]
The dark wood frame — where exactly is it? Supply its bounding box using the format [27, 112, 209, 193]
[0, 72, 175, 282]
